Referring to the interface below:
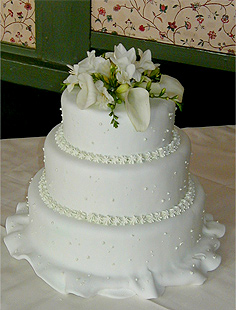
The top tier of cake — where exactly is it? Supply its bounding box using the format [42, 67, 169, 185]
[61, 88, 176, 156]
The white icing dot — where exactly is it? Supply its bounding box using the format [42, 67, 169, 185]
[175, 246, 179, 250]
[107, 277, 110, 280]
[143, 138, 147, 141]
[164, 232, 168, 235]
[144, 187, 148, 191]
[161, 199, 165, 203]
[190, 271, 194, 275]
[87, 274, 91, 277]
[135, 278, 139, 282]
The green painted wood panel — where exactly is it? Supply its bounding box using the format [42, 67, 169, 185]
[91, 32, 235, 72]
[1, 0, 91, 91]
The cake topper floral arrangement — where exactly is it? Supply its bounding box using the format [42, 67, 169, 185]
[63, 44, 184, 132]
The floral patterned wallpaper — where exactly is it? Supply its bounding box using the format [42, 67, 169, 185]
[1, 0, 235, 55]
[1, 0, 36, 48]
[91, 0, 235, 55]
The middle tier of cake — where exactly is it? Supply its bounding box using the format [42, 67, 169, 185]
[44, 125, 191, 217]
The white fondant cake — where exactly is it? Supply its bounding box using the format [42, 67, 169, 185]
[4, 45, 225, 299]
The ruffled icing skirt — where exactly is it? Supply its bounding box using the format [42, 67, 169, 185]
[4, 170, 225, 299]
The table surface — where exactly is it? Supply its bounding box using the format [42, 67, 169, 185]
[1, 125, 235, 310]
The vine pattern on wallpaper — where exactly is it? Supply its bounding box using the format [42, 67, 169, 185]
[91, 0, 235, 55]
[1, 0, 36, 48]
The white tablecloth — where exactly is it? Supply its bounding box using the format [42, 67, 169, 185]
[1, 126, 235, 310]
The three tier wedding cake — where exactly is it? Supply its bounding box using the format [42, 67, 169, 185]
[4, 44, 225, 299]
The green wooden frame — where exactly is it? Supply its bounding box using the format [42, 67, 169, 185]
[91, 32, 235, 72]
[1, 0, 235, 93]
[1, 0, 91, 92]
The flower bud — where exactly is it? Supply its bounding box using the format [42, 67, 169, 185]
[116, 83, 130, 94]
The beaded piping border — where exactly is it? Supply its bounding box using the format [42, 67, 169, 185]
[38, 170, 196, 226]
[55, 125, 181, 164]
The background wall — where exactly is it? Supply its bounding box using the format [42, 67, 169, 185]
[91, 0, 235, 55]
[1, 0, 36, 48]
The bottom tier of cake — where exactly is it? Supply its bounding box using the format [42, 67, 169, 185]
[4, 169, 225, 299]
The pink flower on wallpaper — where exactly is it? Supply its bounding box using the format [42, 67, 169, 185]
[168, 21, 177, 31]
[17, 12, 23, 19]
[24, 3, 32, 10]
[208, 31, 217, 40]
[197, 16, 204, 24]
[139, 25, 145, 32]
[113, 4, 121, 11]
[8, 9, 13, 17]
[160, 4, 168, 13]
[98, 7, 106, 16]
[185, 21, 191, 30]
[221, 14, 229, 24]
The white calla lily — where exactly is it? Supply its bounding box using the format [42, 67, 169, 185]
[151, 75, 184, 102]
[125, 88, 150, 132]
[76, 73, 98, 109]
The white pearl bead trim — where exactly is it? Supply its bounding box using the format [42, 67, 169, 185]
[38, 170, 196, 226]
[55, 125, 181, 164]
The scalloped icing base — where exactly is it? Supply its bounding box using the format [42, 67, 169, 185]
[4, 171, 225, 299]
